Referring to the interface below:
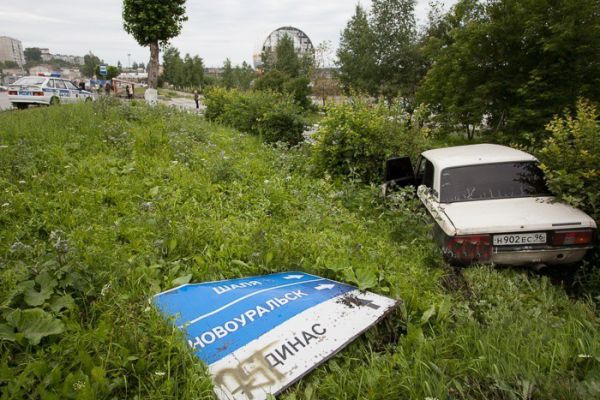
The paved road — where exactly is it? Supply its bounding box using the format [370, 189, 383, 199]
[0, 93, 13, 111]
[161, 96, 203, 113]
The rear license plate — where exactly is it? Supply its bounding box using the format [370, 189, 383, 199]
[19, 91, 30, 96]
[493, 233, 547, 246]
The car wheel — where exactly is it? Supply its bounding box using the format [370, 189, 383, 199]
[15, 103, 28, 110]
[49, 96, 60, 106]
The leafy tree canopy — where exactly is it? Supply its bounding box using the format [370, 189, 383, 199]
[122, 0, 188, 46]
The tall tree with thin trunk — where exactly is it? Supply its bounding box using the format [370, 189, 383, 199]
[336, 5, 378, 96]
[371, 0, 421, 103]
[122, 0, 188, 89]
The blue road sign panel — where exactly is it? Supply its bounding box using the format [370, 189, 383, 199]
[99, 64, 107, 76]
[154, 271, 397, 400]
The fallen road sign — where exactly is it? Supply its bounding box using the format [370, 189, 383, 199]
[153, 271, 397, 400]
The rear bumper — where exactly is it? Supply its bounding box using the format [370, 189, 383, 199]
[492, 246, 593, 266]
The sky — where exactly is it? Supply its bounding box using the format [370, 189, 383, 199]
[0, 0, 456, 68]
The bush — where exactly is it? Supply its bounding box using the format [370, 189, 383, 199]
[312, 98, 430, 183]
[203, 88, 307, 145]
[538, 99, 600, 222]
[254, 71, 312, 110]
[538, 99, 600, 310]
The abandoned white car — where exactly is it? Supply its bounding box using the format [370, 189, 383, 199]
[385, 144, 597, 267]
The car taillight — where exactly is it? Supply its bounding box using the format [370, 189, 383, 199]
[552, 230, 594, 246]
[445, 234, 492, 263]
[8, 91, 17, 95]
[32, 92, 44, 96]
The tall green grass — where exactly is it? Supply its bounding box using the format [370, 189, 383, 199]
[0, 101, 598, 399]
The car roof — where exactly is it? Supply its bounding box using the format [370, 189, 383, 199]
[422, 144, 538, 171]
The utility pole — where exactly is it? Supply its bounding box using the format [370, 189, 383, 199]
[127, 53, 131, 70]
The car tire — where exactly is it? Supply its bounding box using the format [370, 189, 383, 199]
[49, 96, 60, 106]
[15, 103, 28, 110]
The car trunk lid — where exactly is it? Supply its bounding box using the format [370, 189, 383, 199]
[440, 197, 597, 236]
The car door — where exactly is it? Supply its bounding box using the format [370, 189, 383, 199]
[53, 79, 70, 103]
[64, 80, 80, 103]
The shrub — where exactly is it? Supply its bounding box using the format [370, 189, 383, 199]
[312, 98, 430, 183]
[254, 71, 312, 110]
[258, 96, 307, 145]
[538, 99, 600, 222]
[203, 88, 306, 145]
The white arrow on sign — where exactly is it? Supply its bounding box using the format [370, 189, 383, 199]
[283, 275, 304, 280]
[315, 284, 335, 290]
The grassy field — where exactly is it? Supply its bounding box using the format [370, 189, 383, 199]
[0, 101, 599, 399]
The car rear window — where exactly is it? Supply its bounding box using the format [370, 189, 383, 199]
[440, 161, 551, 203]
[13, 77, 46, 86]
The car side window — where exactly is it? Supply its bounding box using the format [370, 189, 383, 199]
[54, 80, 66, 89]
[423, 160, 434, 189]
[65, 81, 77, 90]
[46, 79, 54, 88]
[417, 157, 434, 189]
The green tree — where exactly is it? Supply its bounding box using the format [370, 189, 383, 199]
[417, 0, 486, 139]
[538, 99, 600, 221]
[24, 48, 42, 64]
[161, 46, 184, 87]
[3, 61, 19, 69]
[95, 65, 120, 81]
[122, 0, 188, 88]
[371, 0, 421, 102]
[336, 5, 378, 96]
[221, 58, 234, 89]
[191, 56, 204, 88]
[273, 34, 301, 78]
[418, 0, 600, 142]
[132, 61, 139, 70]
[232, 62, 255, 90]
[82, 52, 102, 78]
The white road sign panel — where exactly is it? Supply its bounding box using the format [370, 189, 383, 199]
[153, 271, 397, 400]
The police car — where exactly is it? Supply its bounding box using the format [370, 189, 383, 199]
[7, 75, 94, 109]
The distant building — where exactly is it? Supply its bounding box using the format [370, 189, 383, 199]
[253, 27, 314, 69]
[204, 67, 223, 79]
[39, 48, 51, 61]
[0, 36, 26, 68]
[38, 48, 84, 65]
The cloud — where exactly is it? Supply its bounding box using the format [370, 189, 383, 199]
[1, 0, 456, 68]
[0, 10, 68, 24]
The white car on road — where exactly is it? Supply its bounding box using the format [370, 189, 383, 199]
[385, 144, 597, 267]
[7, 76, 93, 109]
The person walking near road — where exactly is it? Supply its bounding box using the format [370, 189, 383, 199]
[126, 84, 133, 100]
[104, 82, 111, 96]
[194, 90, 199, 109]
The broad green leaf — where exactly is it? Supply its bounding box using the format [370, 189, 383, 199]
[0, 323, 16, 342]
[35, 271, 58, 292]
[353, 266, 378, 291]
[5, 308, 65, 345]
[171, 274, 192, 286]
[24, 288, 53, 307]
[50, 294, 75, 313]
